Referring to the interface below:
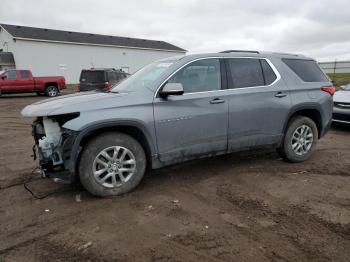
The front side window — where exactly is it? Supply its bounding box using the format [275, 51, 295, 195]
[5, 71, 18, 79]
[167, 58, 221, 93]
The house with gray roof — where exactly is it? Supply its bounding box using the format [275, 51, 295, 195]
[0, 23, 186, 83]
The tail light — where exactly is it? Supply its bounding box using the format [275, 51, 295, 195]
[321, 86, 335, 96]
[104, 82, 112, 89]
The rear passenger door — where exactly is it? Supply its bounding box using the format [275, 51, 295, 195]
[18, 70, 35, 92]
[225, 58, 291, 151]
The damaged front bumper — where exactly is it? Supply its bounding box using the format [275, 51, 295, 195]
[32, 116, 79, 184]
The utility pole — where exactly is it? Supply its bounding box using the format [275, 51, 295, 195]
[334, 58, 337, 74]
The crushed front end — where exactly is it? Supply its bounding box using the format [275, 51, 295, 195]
[31, 114, 79, 183]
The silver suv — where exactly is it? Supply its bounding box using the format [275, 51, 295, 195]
[22, 51, 334, 196]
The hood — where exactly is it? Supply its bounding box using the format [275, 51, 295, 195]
[21, 91, 150, 117]
[334, 90, 350, 103]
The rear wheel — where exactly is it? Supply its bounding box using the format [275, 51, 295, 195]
[45, 86, 59, 97]
[277, 116, 318, 162]
[79, 132, 146, 197]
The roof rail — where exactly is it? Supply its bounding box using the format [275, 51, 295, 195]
[272, 52, 299, 57]
[220, 50, 259, 54]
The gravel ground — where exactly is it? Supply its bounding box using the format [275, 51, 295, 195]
[0, 93, 349, 262]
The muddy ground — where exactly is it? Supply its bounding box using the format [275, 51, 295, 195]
[0, 93, 349, 262]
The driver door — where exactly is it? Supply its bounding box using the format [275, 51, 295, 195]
[1, 70, 21, 93]
[153, 58, 229, 164]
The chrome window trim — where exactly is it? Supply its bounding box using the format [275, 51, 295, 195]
[154, 56, 281, 98]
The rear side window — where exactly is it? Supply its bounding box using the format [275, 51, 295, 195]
[228, 58, 265, 88]
[282, 59, 328, 82]
[20, 70, 30, 78]
[260, 60, 277, 85]
[80, 71, 105, 83]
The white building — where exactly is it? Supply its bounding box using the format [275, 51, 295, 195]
[0, 23, 186, 83]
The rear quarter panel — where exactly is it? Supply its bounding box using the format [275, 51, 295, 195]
[275, 58, 333, 133]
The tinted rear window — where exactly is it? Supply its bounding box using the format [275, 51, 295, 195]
[107, 72, 117, 82]
[80, 71, 105, 83]
[282, 59, 328, 82]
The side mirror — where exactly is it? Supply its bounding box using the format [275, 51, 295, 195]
[1, 75, 6, 80]
[159, 83, 184, 98]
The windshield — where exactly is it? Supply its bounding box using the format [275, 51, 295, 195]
[343, 84, 350, 91]
[110, 61, 173, 92]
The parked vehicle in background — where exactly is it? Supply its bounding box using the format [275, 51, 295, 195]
[333, 84, 350, 124]
[22, 51, 334, 197]
[78, 68, 129, 92]
[0, 69, 66, 97]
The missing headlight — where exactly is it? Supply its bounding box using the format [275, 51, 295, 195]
[38, 117, 63, 165]
[32, 113, 80, 167]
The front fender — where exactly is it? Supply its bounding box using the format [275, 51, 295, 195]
[66, 120, 157, 173]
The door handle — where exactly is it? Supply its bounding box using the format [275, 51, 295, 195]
[210, 98, 225, 104]
[274, 92, 287, 98]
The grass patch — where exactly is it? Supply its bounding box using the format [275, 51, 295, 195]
[62, 84, 78, 95]
[327, 73, 350, 87]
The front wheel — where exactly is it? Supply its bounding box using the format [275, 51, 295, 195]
[79, 132, 146, 197]
[45, 86, 59, 97]
[277, 116, 318, 163]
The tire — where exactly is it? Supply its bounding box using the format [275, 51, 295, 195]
[79, 132, 146, 197]
[45, 86, 59, 97]
[277, 116, 318, 163]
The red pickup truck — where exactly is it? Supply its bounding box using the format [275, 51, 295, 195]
[0, 69, 66, 97]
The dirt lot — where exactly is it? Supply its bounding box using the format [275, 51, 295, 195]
[0, 94, 350, 262]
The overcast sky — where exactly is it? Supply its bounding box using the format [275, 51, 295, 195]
[1, 0, 349, 61]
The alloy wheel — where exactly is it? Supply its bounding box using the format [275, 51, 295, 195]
[92, 146, 136, 188]
[291, 125, 314, 156]
[47, 87, 57, 97]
